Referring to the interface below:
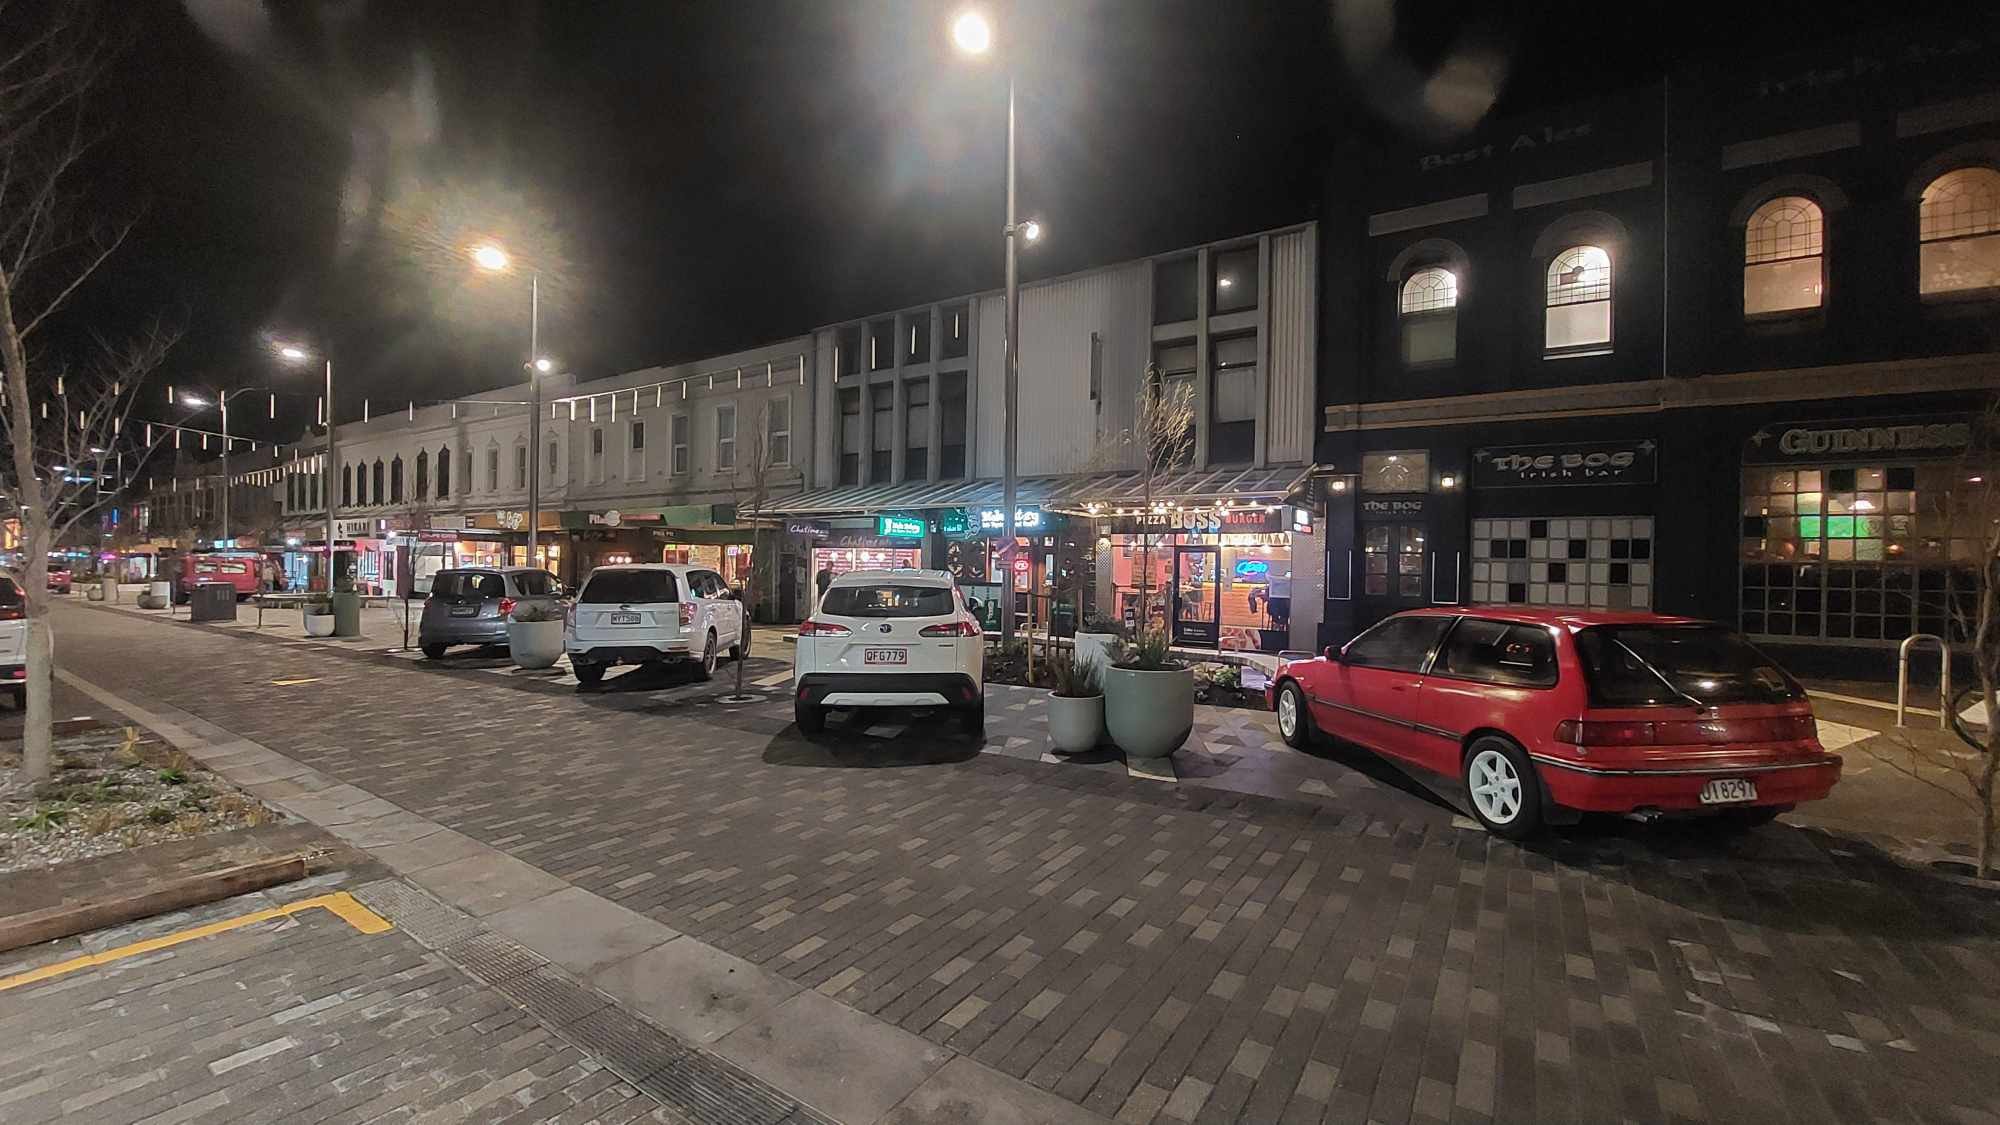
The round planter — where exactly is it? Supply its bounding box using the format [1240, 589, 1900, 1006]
[86, 586, 106, 602]
[134, 592, 166, 610]
[1074, 632, 1119, 675]
[1046, 691, 1105, 754]
[1102, 664, 1193, 760]
[303, 610, 336, 638]
[507, 618, 565, 669]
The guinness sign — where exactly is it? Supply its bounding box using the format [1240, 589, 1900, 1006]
[1747, 416, 1975, 464]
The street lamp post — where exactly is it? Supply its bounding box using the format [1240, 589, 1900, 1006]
[276, 344, 336, 591]
[174, 386, 264, 545]
[953, 8, 1041, 646]
[472, 243, 550, 572]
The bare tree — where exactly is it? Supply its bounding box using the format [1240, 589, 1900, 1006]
[1090, 364, 1196, 635]
[726, 404, 779, 699]
[0, 6, 173, 782]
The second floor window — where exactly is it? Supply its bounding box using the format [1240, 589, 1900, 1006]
[715, 404, 736, 471]
[415, 451, 429, 500]
[1918, 167, 2000, 298]
[629, 419, 646, 478]
[1545, 244, 1612, 355]
[766, 397, 791, 465]
[371, 460, 385, 504]
[342, 465, 353, 507]
[547, 440, 558, 477]
[838, 388, 861, 485]
[486, 448, 499, 492]
[1398, 267, 1458, 365]
[436, 447, 450, 499]
[671, 413, 690, 474]
[1210, 335, 1257, 465]
[390, 456, 404, 503]
[1744, 196, 1825, 317]
[589, 427, 604, 482]
[463, 450, 473, 496]
[514, 444, 527, 490]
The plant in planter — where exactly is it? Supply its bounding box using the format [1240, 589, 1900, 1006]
[1075, 611, 1123, 675]
[506, 601, 565, 670]
[1103, 629, 1193, 759]
[1047, 648, 1105, 755]
[302, 597, 336, 638]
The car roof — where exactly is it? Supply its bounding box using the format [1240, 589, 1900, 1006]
[829, 568, 954, 588]
[1395, 605, 1712, 630]
[584, 563, 694, 575]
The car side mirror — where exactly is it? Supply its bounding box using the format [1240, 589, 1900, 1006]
[1323, 645, 1340, 662]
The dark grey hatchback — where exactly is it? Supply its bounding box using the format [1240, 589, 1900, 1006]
[419, 568, 564, 658]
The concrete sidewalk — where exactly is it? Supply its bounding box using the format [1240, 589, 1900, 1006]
[53, 665, 1107, 1125]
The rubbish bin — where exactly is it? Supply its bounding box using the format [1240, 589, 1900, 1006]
[99, 577, 118, 602]
[331, 590, 362, 637]
[188, 582, 238, 623]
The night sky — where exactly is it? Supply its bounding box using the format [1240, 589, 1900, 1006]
[40, 0, 1973, 446]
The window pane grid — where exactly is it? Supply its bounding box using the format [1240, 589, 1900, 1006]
[1398, 268, 1458, 314]
[1745, 197, 1824, 264]
[1546, 246, 1611, 306]
[1920, 168, 2000, 242]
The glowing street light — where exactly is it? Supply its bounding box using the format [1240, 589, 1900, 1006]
[534, 357, 554, 374]
[471, 243, 511, 272]
[468, 240, 550, 570]
[951, 10, 992, 54]
[278, 345, 309, 362]
[274, 340, 338, 588]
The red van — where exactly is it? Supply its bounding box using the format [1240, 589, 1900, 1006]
[176, 552, 265, 602]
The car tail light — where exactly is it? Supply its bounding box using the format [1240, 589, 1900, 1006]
[678, 603, 696, 627]
[919, 620, 982, 637]
[0, 605, 21, 621]
[797, 618, 851, 636]
[499, 596, 517, 619]
[1557, 713, 1822, 747]
[563, 602, 576, 628]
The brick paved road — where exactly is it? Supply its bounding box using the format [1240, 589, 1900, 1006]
[41, 603, 2000, 1124]
[0, 887, 666, 1124]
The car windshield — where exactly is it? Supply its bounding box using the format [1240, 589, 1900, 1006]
[820, 583, 954, 618]
[1574, 624, 1801, 706]
[511, 571, 561, 597]
[432, 572, 504, 599]
[580, 570, 678, 604]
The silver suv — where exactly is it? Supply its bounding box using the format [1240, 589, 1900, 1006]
[419, 567, 564, 658]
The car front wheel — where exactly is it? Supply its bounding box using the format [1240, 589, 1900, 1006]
[1462, 736, 1544, 840]
[1275, 682, 1314, 749]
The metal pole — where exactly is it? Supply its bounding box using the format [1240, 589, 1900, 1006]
[219, 392, 230, 545]
[324, 358, 336, 592]
[527, 272, 541, 570]
[1001, 72, 1019, 646]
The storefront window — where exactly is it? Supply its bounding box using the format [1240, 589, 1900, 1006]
[1740, 463, 1987, 642]
[1471, 517, 1652, 609]
[1103, 531, 1291, 649]
[1363, 525, 1426, 597]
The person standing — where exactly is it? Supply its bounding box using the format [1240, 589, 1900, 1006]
[814, 566, 834, 613]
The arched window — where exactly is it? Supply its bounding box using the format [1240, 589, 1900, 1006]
[436, 446, 451, 499]
[1397, 266, 1458, 365]
[1744, 196, 1824, 316]
[415, 450, 429, 500]
[342, 465, 353, 508]
[371, 459, 384, 504]
[1918, 167, 2000, 297]
[390, 456, 404, 504]
[1544, 245, 1612, 354]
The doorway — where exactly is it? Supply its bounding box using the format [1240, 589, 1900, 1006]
[1172, 544, 1221, 646]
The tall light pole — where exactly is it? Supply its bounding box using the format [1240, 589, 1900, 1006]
[172, 386, 265, 545]
[471, 243, 552, 571]
[276, 343, 336, 591]
[954, 8, 1042, 645]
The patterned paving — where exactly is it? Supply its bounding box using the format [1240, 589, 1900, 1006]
[39, 602, 2000, 1124]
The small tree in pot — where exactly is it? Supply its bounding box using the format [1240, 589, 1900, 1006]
[1047, 648, 1104, 754]
[507, 601, 564, 670]
[1103, 628, 1192, 759]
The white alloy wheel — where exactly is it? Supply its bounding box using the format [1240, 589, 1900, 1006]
[1277, 689, 1298, 739]
[1468, 748, 1524, 825]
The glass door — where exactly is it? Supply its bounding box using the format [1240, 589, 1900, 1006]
[1172, 545, 1221, 647]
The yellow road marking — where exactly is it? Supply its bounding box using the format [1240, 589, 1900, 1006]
[270, 677, 323, 686]
[0, 891, 391, 993]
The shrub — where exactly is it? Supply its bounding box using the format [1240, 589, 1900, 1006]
[1051, 649, 1103, 698]
[144, 805, 173, 825]
[1080, 611, 1124, 636]
[13, 803, 71, 832]
[510, 601, 562, 623]
[303, 597, 333, 616]
[1112, 629, 1183, 672]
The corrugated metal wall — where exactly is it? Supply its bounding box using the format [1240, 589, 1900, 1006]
[973, 262, 1151, 478]
[1264, 225, 1317, 466]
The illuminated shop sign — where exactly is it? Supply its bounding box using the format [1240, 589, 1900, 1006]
[876, 514, 927, 539]
[972, 505, 1044, 533]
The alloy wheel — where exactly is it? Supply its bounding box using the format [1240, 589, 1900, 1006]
[1277, 689, 1298, 739]
[1468, 748, 1523, 824]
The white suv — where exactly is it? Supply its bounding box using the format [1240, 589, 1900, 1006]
[792, 569, 984, 736]
[565, 564, 744, 686]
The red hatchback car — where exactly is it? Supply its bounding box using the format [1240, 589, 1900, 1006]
[1268, 607, 1841, 838]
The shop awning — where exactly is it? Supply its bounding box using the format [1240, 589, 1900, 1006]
[748, 465, 1313, 517]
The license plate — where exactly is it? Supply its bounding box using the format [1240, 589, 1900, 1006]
[1699, 778, 1757, 805]
[609, 611, 641, 625]
[864, 648, 908, 665]
[449, 606, 477, 617]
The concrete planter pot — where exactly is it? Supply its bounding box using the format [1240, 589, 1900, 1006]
[1046, 691, 1105, 754]
[303, 609, 336, 638]
[1074, 632, 1119, 675]
[1102, 665, 1193, 760]
[134, 592, 166, 610]
[85, 586, 106, 602]
[507, 618, 565, 669]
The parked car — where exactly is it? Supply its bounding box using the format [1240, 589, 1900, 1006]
[174, 552, 263, 603]
[419, 567, 564, 658]
[46, 567, 71, 595]
[0, 574, 24, 705]
[792, 569, 984, 736]
[564, 563, 743, 685]
[1268, 608, 1840, 839]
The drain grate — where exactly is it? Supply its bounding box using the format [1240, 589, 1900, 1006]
[351, 877, 832, 1125]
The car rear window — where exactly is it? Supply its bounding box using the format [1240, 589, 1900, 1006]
[820, 584, 954, 618]
[1574, 624, 1801, 706]
[432, 572, 504, 599]
[0, 577, 21, 605]
[1434, 618, 1557, 687]
[581, 570, 678, 604]
[511, 571, 561, 596]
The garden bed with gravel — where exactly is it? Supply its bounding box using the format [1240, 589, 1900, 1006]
[0, 724, 278, 874]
